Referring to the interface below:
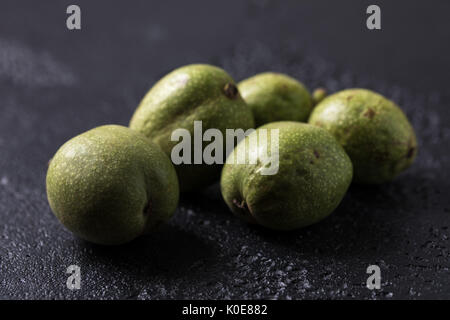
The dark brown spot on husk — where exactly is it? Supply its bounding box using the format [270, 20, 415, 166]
[232, 199, 257, 224]
[313, 150, 320, 158]
[224, 83, 239, 99]
[314, 121, 324, 128]
[363, 108, 376, 119]
[232, 198, 254, 216]
[233, 198, 247, 209]
[143, 201, 152, 216]
[406, 147, 415, 159]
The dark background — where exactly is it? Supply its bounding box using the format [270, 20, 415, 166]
[1, 0, 449, 299]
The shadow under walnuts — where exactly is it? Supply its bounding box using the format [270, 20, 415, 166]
[77, 224, 218, 278]
[225, 178, 425, 260]
[75, 172, 439, 279]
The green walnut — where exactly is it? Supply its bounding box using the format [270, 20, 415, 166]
[312, 88, 327, 105]
[238, 72, 313, 127]
[46, 125, 179, 245]
[220, 121, 353, 230]
[129, 64, 255, 192]
[308, 88, 417, 184]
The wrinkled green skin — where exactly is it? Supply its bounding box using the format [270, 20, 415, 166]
[46, 125, 179, 245]
[309, 89, 417, 184]
[238, 72, 313, 127]
[129, 64, 255, 192]
[221, 122, 353, 230]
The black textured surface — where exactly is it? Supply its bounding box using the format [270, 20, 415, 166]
[1, 0, 450, 299]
